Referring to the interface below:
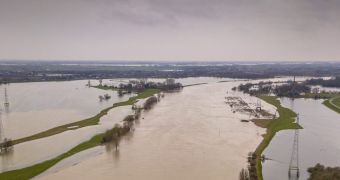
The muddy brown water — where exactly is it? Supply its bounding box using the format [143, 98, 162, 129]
[39, 81, 269, 180]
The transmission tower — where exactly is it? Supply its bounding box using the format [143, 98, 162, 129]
[288, 114, 300, 179]
[0, 110, 3, 143]
[4, 88, 9, 106]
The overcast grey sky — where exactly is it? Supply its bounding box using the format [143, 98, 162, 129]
[0, 0, 339, 61]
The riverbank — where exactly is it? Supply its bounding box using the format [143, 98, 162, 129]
[323, 96, 340, 114]
[252, 96, 302, 180]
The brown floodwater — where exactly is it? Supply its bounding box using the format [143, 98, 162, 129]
[0, 77, 316, 179]
[39, 81, 269, 180]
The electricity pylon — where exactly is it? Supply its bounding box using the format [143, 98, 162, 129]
[288, 114, 300, 179]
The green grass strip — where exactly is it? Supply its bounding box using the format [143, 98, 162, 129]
[253, 96, 302, 180]
[90, 85, 117, 91]
[9, 89, 160, 146]
[323, 96, 340, 114]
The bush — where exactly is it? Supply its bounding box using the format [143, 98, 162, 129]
[308, 163, 340, 180]
[143, 96, 158, 110]
[0, 138, 13, 153]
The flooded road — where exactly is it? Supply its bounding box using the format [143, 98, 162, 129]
[40, 81, 267, 180]
[263, 98, 340, 180]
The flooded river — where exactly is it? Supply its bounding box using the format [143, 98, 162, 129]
[2, 77, 332, 179]
[38, 80, 268, 180]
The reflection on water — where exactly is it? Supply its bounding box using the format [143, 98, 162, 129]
[263, 98, 340, 180]
[40, 81, 267, 180]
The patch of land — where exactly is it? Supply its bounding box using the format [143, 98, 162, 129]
[251, 96, 302, 180]
[182, 83, 208, 87]
[323, 96, 340, 114]
[300, 92, 339, 99]
[224, 96, 273, 119]
[91, 85, 117, 91]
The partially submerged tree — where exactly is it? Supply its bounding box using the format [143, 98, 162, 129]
[0, 138, 13, 153]
[308, 163, 340, 180]
[239, 168, 250, 180]
[143, 96, 158, 110]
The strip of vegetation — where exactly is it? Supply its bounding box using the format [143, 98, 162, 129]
[0, 91, 161, 179]
[91, 84, 117, 91]
[301, 92, 339, 99]
[323, 96, 340, 114]
[1, 89, 160, 148]
[234, 81, 310, 98]
[306, 77, 340, 88]
[182, 83, 208, 87]
[307, 163, 340, 180]
[250, 96, 302, 180]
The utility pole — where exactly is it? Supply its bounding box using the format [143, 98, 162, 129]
[288, 114, 300, 180]
[0, 110, 2, 143]
[4, 88, 9, 106]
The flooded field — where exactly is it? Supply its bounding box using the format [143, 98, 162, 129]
[0, 106, 133, 172]
[0, 80, 133, 139]
[263, 98, 340, 180]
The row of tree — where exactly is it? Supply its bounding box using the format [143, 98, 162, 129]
[235, 81, 311, 98]
[101, 95, 161, 150]
[0, 138, 13, 154]
[306, 77, 340, 88]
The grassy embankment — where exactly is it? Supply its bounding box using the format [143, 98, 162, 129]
[90, 85, 117, 91]
[323, 96, 340, 114]
[252, 96, 302, 180]
[9, 89, 160, 146]
[0, 89, 160, 180]
[300, 92, 337, 99]
[297, 92, 340, 114]
[299, 92, 340, 114]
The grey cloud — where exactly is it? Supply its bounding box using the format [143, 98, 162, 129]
[0, 0, 340, 61]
